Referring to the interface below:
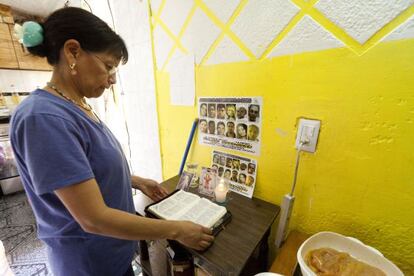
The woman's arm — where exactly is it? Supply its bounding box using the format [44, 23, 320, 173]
[131, 175, 168, 201]
[55, 178, 214, 250]
[131, 175, 147, 189]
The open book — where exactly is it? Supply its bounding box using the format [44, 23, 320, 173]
[145, 190, 231, 233]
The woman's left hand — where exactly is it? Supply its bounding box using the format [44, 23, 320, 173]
[135, 177, 169, 201]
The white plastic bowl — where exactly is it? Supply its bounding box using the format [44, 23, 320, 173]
[0, 241, 14, 276]
[297, 232, 403, 276]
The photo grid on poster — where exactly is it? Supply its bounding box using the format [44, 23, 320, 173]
[198, 97, 263, 155]
[211, 150, 257, 198]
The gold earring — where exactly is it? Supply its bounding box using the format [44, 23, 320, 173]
[69, 63, 77, 75]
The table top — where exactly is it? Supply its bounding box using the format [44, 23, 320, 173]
[134, 175, 280, 275]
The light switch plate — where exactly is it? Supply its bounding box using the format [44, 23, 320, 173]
[295, 118, 320, 152]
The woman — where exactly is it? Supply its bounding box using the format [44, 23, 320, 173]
[216, 121, 225, 136]
[10, 8, 213, 276]
[238, 173, 246, 185]
[199, 119, 208, 133]
[200, 103, 207, 117]
[224, 169, 231, 179]
[213, 154, 220, 164]
[246, 176, 254, 187]
[226, 104, 236, 120]
[237, 123, 247, 139]
[226, 158, 233, 168]
[232, 159, 240, 170]
[247, 124, 260, 141]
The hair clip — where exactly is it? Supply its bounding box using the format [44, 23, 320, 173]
[13, 23, 23, 43]
[13, 21, 44, 47]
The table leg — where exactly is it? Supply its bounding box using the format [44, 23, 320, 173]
[135, 212, 151, 275]
[259, 229, 271, 271]
[139, 240, 153, 276]
[139, 240, 149, 260]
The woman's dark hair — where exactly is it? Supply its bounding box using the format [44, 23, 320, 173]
[27, 7, 128, 65]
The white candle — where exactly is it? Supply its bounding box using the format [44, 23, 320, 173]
[215, 179, 228, 203]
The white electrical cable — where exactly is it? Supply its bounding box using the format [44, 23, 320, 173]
[290, 147, 301, 196]
[289, 140, 308, 196]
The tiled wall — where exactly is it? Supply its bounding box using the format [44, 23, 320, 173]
[150, 0, 414, 68]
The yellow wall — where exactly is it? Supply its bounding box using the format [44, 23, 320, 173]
[155, 39, 414, 274]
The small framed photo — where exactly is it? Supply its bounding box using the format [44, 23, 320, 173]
[176, 171, 194, 191]
[199, 167, 217, 196]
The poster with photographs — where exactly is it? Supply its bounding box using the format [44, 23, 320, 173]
[211, 150, 257, 198]
[198, 97, 263, 156]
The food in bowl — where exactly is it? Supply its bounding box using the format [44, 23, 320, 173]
[305, 247, 386, 276]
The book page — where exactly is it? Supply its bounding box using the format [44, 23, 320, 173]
[179, 198, 227, 228]
[148, 190, 200, 219]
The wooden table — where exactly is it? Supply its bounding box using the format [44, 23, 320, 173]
[134, 175, 280, 276]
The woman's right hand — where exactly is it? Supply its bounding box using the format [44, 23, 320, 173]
[176, 221, 214, 250]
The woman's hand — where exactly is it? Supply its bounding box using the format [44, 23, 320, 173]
[132, 176, 168, 201]
[176, 221, 214, 250]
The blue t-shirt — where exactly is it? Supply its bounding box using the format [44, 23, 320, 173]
[10, 89, 136, 276]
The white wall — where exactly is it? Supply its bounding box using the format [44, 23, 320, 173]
[88, 0, 163, 181]
[0, 0, 81, 16]
[0, 70, 51, 92]
[0, 0, 163, 181]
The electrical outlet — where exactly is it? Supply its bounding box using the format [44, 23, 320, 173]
[295, 118, 320, 152]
